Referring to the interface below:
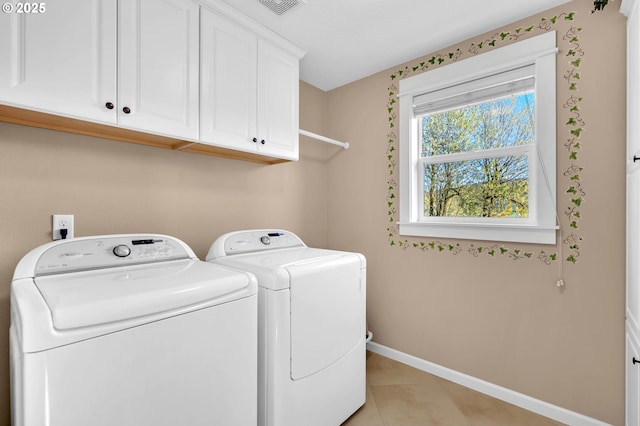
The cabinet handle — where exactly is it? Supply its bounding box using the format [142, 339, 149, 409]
[634, 357, 640, 365]
[634, 156, 640, 163]
[105, 102, 114, 110]
[122, 106, 131, 114]
[252, 137, 258, 143]
[261, 139, 266, 145]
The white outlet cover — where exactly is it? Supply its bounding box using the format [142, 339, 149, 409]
[52, 214, 74, 240]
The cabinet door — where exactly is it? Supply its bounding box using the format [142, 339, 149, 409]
[0, 0, 116, 122]
[257, 40, 299, 160]
[628, 2, 640, 425]
[628, 326, 640, 426]
[118, 0, 199, 139]
[200, 8, 258, 152]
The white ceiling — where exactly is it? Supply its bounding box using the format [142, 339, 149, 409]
[221, 0, 572, 91]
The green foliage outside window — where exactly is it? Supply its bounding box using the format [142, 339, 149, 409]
[420, 93, 534, 218]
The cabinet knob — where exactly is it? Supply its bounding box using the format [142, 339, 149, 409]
[261, 139, 266, 145]
[252, 137, 258, 143]
[122, 106, 131, 114]
[105, 102, 114, 110]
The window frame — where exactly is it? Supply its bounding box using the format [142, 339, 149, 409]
[398, 31, 558, 245]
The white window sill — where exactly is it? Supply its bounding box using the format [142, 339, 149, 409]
[398, 222, 558, 245]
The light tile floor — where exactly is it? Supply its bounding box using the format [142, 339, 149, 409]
[342, 351, 565, 426]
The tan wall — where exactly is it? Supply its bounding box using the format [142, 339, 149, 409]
[324, 2, 627, 424]
[0, 82, 329, 423]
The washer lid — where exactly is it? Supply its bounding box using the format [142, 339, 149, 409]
[34, 259, 253, 330]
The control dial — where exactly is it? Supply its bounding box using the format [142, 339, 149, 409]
[260, 236, 271, 245]
[113, 244, 132, 258]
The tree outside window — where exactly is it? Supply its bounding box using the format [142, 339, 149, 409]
[419, 92, 534, 219]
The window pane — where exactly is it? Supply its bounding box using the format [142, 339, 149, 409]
[423, 155, 529, 218]
[420, 92, 534, 157]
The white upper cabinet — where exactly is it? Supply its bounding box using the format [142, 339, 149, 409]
[0, 0, 302, 163]
[0, 0, 199, 140]
[200, 6, 301, 161]
[200, 9, 258, 152]
[256, 39, 300, 160]
[118, 0, 199, 139]
[0, 0, 117, 123]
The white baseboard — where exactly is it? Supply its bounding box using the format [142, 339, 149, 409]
[366, 341, 611, 426]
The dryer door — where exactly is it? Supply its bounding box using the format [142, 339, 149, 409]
[287, 255, 364, 380]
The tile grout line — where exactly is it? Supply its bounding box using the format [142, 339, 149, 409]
[365, 384, 389, 426]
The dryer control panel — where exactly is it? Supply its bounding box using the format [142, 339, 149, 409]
[30, 235, 192, 276]
[209, 230, 305, 258]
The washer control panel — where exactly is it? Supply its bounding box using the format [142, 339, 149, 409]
[220, 230, 305, 256]
[34, 235, 191, 276]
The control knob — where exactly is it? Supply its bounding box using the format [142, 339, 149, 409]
[113, 244, 132, 258]
[260, 236, 271, 245]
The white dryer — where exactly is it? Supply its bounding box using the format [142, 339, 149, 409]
[10, 234, 258, 426]
[207, 229, 366, 426]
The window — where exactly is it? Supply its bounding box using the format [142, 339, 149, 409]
[398, 31, 558, 244]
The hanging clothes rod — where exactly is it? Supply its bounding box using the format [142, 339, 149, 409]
[299, 129, 349, 149]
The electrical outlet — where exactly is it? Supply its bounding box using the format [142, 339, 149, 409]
[52, 214, 74, 240]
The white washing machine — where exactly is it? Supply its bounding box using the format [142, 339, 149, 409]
[10, 234, 258, 426]
[206, 229, 366, 426]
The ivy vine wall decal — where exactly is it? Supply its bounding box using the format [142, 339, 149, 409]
[386, 10, 585, 265]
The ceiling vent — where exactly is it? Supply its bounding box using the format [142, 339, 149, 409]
[258, 0, 306, 16]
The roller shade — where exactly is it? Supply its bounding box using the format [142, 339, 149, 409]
[413, 64, 535, 116]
